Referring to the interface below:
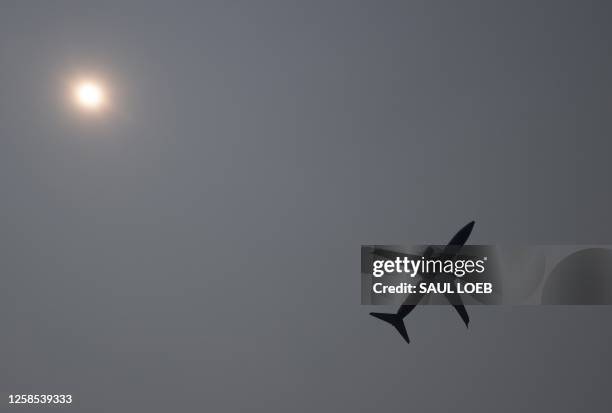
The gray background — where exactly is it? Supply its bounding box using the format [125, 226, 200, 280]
[2, 1, 612, 411]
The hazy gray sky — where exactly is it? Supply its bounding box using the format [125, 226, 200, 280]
[2, 1, 612, 411]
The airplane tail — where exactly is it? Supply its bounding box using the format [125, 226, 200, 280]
[369, 312, 410, 343]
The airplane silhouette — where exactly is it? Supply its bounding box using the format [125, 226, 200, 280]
[369, 221, 475, 343]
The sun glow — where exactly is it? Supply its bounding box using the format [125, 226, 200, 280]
[72, 80, 107, 112]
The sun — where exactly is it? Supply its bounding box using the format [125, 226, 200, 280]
[72, 80, 107, 111]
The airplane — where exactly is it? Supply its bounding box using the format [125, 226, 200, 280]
[369, 221, 475, 343]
